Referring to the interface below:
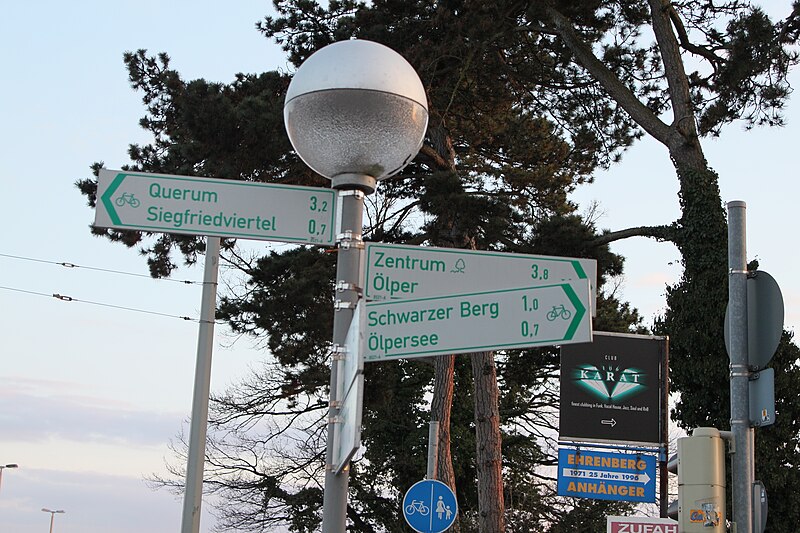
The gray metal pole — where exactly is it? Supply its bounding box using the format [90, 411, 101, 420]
[659, 338, 670, 518]
[427, 421, 440, 480]
[322, 175, 373, 533]
[181, 236, 220, 533]
[727, 200, 753, 533]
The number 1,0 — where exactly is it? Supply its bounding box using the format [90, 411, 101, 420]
[522, 294, 539, 312]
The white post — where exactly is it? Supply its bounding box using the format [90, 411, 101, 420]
[427, 421, 440, 480]
[181, 236, 220, 533]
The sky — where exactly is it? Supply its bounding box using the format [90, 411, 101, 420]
[1, 2, 798, 532]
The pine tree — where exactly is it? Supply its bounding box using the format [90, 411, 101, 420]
[76, 1, 800, 530]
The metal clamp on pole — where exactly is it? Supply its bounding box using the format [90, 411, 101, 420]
[337, 230, 364, 250]
[338, 189, 365, 200]
[330, 344, 347, 362]
[334, 300, 357, 310]
[339, 189, 366, 200]
[336, 280, 362, 294]
[730, 363, 750, 379]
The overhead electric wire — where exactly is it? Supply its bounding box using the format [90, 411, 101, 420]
[0, 252, 222, 323]
[0, 252, 203, 285]
[0, 285, 212, 323]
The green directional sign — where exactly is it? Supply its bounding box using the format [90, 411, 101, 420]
[364, 242, 597, 313]
[94, 169, 338, 246]
[364, 279, 592, 361]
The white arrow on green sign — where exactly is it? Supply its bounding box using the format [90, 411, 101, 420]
[94, 169, 338, 246]
[364, 242, 597, 313]
[364, 279, 592, 362]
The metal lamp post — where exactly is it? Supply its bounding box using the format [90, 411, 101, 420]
[284, 39, 428, 533]
[0, 463, 18, 493]
[41, 508, 65, 533]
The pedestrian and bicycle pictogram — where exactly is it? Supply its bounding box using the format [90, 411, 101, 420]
[402, 479, 458, 533]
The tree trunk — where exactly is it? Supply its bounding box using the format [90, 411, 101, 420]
[471, 351, 504, 532]
[431, 354, 460, 533]
[424, 114, 505, 530]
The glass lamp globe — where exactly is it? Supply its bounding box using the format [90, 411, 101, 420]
[284, 40, 429, 189]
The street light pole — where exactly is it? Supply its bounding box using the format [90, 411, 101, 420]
[283, 39, 428, 533]
[323, 178, 372, 532]
[41, 508, 65, 533]
[0, 463, 18, 493]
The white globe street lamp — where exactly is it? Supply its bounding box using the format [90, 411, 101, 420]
[284, 39, 428, 533]
[284, 39, 429, 191]
[42, 508, 65, 533]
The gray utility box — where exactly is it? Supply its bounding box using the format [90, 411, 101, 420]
[675, 427, 726, 532]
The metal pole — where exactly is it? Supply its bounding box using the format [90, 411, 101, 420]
[181, 236, 220, 533]
[659, 337, 670, 518]
[727, 200, 753, 533]
[322, 175, 372, 533]
[42, 510, 64, 533]
[427, 421, 440, 480]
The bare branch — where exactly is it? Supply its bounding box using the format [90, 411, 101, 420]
[591, 224, 677, 247]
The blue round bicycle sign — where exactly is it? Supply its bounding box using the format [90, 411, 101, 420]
[402, 479, 458, 533]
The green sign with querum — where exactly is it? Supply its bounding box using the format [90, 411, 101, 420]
[94, 169, 337, 246]
[364, 242, 598, 313]
[364, 279, 592, 361]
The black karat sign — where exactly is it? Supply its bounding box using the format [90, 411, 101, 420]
[559, 332, 665, 445]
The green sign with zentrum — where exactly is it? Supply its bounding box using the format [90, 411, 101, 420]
[364, 279, 592, 361]
[94, 169, 338, 246]
[364, 242, 598, 313]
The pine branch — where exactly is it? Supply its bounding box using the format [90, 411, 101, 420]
[666, 4, 724, 66]
[541, 4, 673, 146]
[647, 0, 700, 142]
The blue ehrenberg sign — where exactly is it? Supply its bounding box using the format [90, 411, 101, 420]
[557, 448, 656, 503]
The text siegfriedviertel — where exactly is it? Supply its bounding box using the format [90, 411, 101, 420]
[143, 183, 277, 231]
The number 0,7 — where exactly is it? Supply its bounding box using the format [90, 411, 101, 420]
[308, 219, 326, 235]
[521, 321, 539, 337]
